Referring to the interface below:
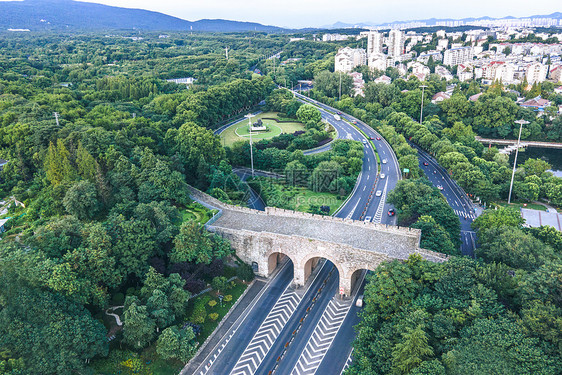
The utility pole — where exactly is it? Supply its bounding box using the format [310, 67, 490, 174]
[244, 114, 256, 177]
[508, 119, 530, 204]
[419, 85, 428, 124]
[53, 112, 60, 126]
[225, 47, 229, 60]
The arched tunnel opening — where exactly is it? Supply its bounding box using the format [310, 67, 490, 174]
[268, 252, 294, 279]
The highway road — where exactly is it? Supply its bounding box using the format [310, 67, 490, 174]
[294, 92, 400, 225]
[413, 145, 478, 256]
[187, 96, 402, 375]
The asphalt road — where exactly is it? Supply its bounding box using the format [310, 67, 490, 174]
[294, 92, 400, 225]
[189, 95, 403, 375]
[414, 145, 478, 256]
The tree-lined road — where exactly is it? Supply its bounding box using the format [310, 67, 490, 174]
[413, 145, 478, 256]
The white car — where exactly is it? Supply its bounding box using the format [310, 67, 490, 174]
[375, 190, 382, 197]
[356, 295, 364, 307]
[364, 216, 372, 222]
[382, 159, 387, 164]
[362, 139, 367, 145]
[437, 185, 444, 190]
[380, 173, 386, 179]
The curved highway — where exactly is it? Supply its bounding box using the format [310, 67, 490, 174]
[294, 92, 400, 225]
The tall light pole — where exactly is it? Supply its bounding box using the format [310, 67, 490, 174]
[419, 85, 428, 124]
[507, 119, 530, 204]
[244, 113, 255, 177]
[339, 71, 342, 101]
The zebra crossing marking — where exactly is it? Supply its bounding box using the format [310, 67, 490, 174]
[290, 298, 352, 375]
[230, 286, 301, 375]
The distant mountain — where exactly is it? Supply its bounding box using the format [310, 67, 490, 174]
[0, 0, 284, 32]
[323, 12, 562, 30]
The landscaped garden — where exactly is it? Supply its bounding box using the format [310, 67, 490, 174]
[220, 112, 306, 147]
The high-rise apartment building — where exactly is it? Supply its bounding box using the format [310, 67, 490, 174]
[367, 31, 383, 57]
[334, 47, 367, 73]
[388, 29, 405, 58]
[443, 46, 473, 66]
[526, 63, 548, 84]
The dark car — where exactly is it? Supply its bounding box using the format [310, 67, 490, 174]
[388, 208, 395, 216]
[423, 162, 429, 166]
[337, 111, 343, 115]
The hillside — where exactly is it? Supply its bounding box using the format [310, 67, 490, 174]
[0, 0, 284, 32]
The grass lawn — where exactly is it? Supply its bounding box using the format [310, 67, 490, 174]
[179, 202, 216, 224]
[496, 201, 548, 211]
[261, 182, 345, 216]
[220, 112, 305, 147]
[186, 280, 248, 346]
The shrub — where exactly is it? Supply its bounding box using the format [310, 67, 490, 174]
[208, 313, 219, 321]
[189, 300, 207, 324]
[208, 300, 217, 308]
[224, 295, 233, 302]
[236, 262, 255, 282]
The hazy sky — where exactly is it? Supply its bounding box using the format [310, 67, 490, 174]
[13, 0, 562, 28]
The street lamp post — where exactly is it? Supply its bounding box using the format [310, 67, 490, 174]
[244, 114, 255, 177]
[507, 119, 530, 204]
[419, 85, 428, 124]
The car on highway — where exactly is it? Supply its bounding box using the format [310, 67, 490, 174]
[423, 162, 429, 166]
[380, 173, 386, 179]
[433, 170, 437, 174]
[369, 136, 375, 140]
[376, 137, 381, 141]
[356, 295, 364, 307]
[388, 208, 395, 216]
[375, 190, 382, 197]
[337, 111, 343, 115]
[437, 185, 444, 190]
[382, 159, 387, 164]
[364, 216, 372, 222]
[362, 139, 367, 145]
[352, 120, 357, 124]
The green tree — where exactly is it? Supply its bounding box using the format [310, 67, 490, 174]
[211, 276, 228, 294]
[156, 326, 197, 363]
[412, 215, 457, 255]
[45, 139, 76, 185]
[62, 180, 100, 220]
[296, 104, 322, 125]
[172, 221, 232, 264]
[123, 298, 155, 349]
[392, 325, 434, 374]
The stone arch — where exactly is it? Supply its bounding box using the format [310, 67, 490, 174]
[296, 253, 346, 291]
[266, 250, 296, 276]
[350, 268, 370, 295]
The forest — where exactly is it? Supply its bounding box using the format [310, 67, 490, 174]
[0, 28, 561, 375]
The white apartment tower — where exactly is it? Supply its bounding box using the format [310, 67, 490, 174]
[367, 31, 383, 57]
[526, 63, 548, 84]
[388, 29, 405, 58]
[443, 46, 473, 66]
[334, 47, 367, 73]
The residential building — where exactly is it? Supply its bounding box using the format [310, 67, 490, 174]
[431, 92, 451, 104]
[520, 96, 552, 111]
[335, 47, 367, 73]
[349, 72, 365, 97]
[417, 51, 443, 64]
[526, 62, 548, 84]
[368, 53, 391, 71]
[469, 92, 483, 102]
[443, 46, 473, 66]
[410, 62, 430, 81]
[435, 66, 454, 81]
[437, 39, 449, 51]
[388, 29, 405, 59]
[457, 64, 474, 82]
[367, 31, 383, 57]
[374, 75, 392, 84]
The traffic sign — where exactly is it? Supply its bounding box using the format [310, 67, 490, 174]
[403, 168, 410, 173]
[339, 287, 344, 295]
